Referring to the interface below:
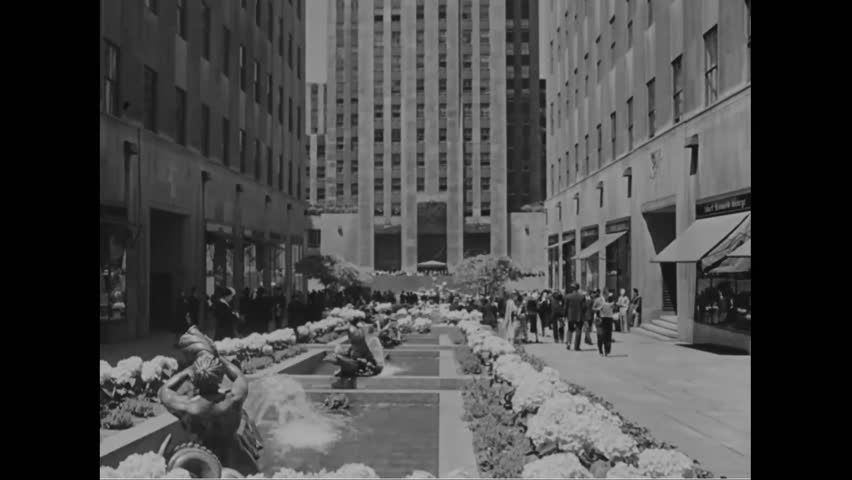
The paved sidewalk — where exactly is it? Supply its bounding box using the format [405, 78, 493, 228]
[526, 332, 750, 478]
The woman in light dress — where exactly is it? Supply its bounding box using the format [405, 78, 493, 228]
[501, 291, 521, 343]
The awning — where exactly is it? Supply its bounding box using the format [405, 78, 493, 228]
[708, 257, 751, 274]
[652, 212, 750, 263]
[574, 231, 627, 260]
[727, 239, 751, 258]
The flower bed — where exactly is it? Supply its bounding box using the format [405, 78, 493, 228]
[455, 319, 715, 479]
[100, 450, 476, 479]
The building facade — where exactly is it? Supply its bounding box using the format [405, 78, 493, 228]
[100, 0, 307, 343]
[307, 0, 544, 274]
[545, 0, 750, 350]
[305, 82, 328, 205]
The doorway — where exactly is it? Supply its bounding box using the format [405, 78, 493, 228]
[149, 209, 188, 332]
[643, 208, 678, 314]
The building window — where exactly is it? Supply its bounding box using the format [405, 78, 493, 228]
[289, 161, 294, 195]
[143, 66, 157, 131]
[289, 34, 294, 69]
[610, 112, 616, 161]
[297, 107, 301, 140]
[239, 45, 247, 91]
[392, 154, 401, 166]
[288, 98, 293, 132]
[238, 129, 247, 172]
[440, 128, 447, 142]
[201, 104, 210, 157]
[222, 117, 230, 165]
[177, 0, 187, 39]
[627, 97, 634, 151]
[268, 1, 274, 40]
[145, 0, 158, 15]
[647, 79, 656, 138]
[704, 26, 719, 105]
[627, 20, 633, 49]
[596, 124, 602, 168]
[439, 177, 447, 191]
[672, 55, 684, 122]
[584, 135, 589, 176]
[627, 174, 633, 198]
[278, 87, 284, 123]
[253, 61, 261, 103]
[254, 139, 261, 180]
[103, 40, 119, 116]
[267, 74, 273, 113]
[267, 147, 273, 186]
[222, 28, 231, 77]
[307, 229, 321, 248]
[599, 185, 604, 208]
[297, 46, 302, 79]
[392, 129, 401, 142]
[255, 0, 262, 25]
[648, 0, 654, 27]
[417, 176, 425, 191]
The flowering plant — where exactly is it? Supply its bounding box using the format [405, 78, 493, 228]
[413, 317, 432, 333]
[397, 315, 414, 333]
[521, 453, 593, 479]
[99, 452, 166, 478]
[637, 449, 695, 478]
[607, 462, 648, 478]
[511, 369, 573, 414]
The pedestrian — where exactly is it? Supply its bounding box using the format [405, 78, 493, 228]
[597, 292, 616, 356]
[213, 287, 240, 340]
[583, 289, 595, 345]
[501, 291, 520, 343]
[617, 288, 631, 333]
[564, 284, 586, 351]
[538, 291, 552, 341]
[481, 297, 498, 329]
[550, 291, 565, 344]
[629, 288, 642, 327]
[525, 292, 540, 343]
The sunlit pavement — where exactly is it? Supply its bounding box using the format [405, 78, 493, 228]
[525, 331, 750, 479]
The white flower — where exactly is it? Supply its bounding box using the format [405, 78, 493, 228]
[512, 371, 573, 414]
[414, 317, 432, 333]
[297, 326, 310, 338]
[140, 361, 160, 383]
[112, 356, 143, 385]
[110, 452, 167, 478]
[637, 449, 694, 479]
[262, 345, 274, 355]
[100, 466, 119, 478]
[161, 468, 192, 478]
[444, 468, 477, 478]
[591, 428, 638, 460]
[329, 464, 379, 478]
[405, 470, 436, 479]
[522, 453, 593, 478]
[100, 361, 113, 385]
[607, 462, 648, 479]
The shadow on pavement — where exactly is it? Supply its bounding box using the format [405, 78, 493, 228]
[677, 343, 749, 356]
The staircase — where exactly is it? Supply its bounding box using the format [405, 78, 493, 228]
[634, 313, 679, 341]
[662, 289, 677, 312]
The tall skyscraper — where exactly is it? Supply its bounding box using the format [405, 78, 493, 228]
[311, 0, 543, 273]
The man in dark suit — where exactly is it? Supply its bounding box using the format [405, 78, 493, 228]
[563, 283, 587, 351]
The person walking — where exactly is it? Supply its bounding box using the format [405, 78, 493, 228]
[617, 288, 631, 333]
[550, 291, 565, 344]
[525, 292, 540, 343]
[213, 287, 241, 340]
[564, 284, 586, 351]
[629, 288, 642, 327]
[501, 292, 520, 343]
[597, 292, 616, 356]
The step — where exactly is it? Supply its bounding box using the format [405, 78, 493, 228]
[649, 320, 678, 335]
[632, 326, 677, 342]
[660, 314, 678, 324]
[654, 317, 679, 332]
[635, 322, 679, 340]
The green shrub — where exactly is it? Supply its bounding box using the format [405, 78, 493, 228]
[123, 398, 157, 418]
[448, 329, 466, 345]
[100, 405, 134, 430]
[514, 345, 545, 372]
[461, 377, 531, 478]
[456, 346, 483, 375]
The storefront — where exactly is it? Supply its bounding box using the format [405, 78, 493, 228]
[291, 236, 305, 293]
[242, 229, 265, 292]
[547, 234, 559, 289]
[653, 192, 751, 348]
[270, 233, 287, 292]
[205, 223, 235, 298]
[604, 219, 631, 294]
[561, 231, 576, 289]
[577, 226, 599, 290]
[100, 208, 131, 323]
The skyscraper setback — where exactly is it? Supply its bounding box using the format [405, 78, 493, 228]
[309, 0, 543, 273]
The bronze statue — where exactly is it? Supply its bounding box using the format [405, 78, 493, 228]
[159, 327, 263, 477]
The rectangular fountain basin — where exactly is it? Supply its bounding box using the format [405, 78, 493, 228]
[307, 350, 440, 377]
[257, 392, 439, 479]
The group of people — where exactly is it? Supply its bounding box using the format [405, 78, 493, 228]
[474, 286, 642, 357]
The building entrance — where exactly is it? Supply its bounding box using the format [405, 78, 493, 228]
[149, 209, 188, 332]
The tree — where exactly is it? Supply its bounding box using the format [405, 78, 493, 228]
[453, 254, 522, 297]
[295, 254, 372, 290]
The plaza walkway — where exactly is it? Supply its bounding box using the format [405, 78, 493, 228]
[526, 332, 750, 478]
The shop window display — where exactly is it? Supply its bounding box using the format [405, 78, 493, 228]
[695, 274, 751, 332]
[243, 242, 262, 290]
[561, 237, 575, 288]
[605, 231, 631, 293]
[205, 234, 235, 297]
[100, 225, 128, 322]
[580, 228, 599, 290]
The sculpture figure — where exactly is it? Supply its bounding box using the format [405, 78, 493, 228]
[159, 327, 263, 477]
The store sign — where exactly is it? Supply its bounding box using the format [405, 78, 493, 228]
[606, 219, 630, 234]
[581, 226, 599, 237]
[697, 193, 751, 218]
